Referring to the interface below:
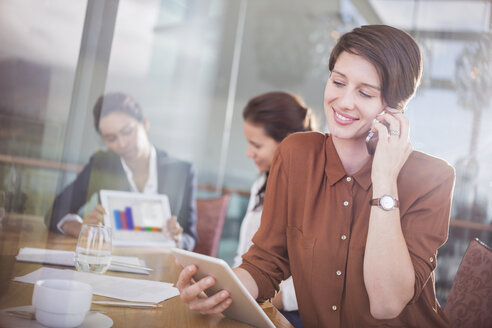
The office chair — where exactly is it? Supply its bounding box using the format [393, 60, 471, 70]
[443, 238, 492, 328]
[193, 194, 230, 257]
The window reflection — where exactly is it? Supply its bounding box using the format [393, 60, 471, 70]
[0, 0, 86, 214]
[0, 0, 491, 307]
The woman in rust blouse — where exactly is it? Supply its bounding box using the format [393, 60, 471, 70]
[176, 25, 455, 327]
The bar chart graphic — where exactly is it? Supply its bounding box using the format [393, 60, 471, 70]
[100, 190, 174, 246]
[107, 197, 168, 231]
[113, 206, 164, 231]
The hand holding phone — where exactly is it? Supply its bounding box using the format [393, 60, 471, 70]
[368, 107, 412, 191]
[365, 108, 402, 155]
[366, 119, 390, 155]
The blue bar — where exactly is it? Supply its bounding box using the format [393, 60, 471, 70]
[125, 206, 134, 230]
[113, 209, 122, 230]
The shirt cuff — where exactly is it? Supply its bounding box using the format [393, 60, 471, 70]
[239, 262, 277, 302]
[56, 214, 83, 234]
[280, 277, 298, 311]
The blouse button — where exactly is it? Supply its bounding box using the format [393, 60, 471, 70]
[343, 201, 349, 206]
[430, 257, 434, 263]
[332, 305, 337, 311]
[341, 234, 347, 240]
[336, 270, 342, 276]
[346, 177, 352, 182]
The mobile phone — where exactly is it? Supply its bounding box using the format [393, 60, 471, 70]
[365, 119, 390, 155]
[365, 107, 405, 155]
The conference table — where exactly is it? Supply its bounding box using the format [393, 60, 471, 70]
[0, 214, 292, 327]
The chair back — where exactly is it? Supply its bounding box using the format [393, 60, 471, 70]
[193, 194, 230, 257]
[444, 238, 492, 328]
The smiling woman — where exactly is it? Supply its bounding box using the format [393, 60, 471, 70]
[324, 51, 385, 146]
[175, 25, 455, 328]
[235, 92, 315, 327]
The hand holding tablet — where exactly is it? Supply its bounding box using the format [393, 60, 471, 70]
[172, 248, 275, 328]
[176, 262, 232, 314]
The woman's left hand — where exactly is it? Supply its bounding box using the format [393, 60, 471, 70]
[166, 215, 183, 244]
[371, 109, 412, 187]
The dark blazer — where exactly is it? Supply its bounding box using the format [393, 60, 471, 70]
[45, 148, 198, 250]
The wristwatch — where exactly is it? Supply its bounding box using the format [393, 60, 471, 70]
[370, 194, 399, 211]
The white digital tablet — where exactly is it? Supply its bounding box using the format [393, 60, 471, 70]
[171, 248, 275, 328]
[100, 190, 176, 247]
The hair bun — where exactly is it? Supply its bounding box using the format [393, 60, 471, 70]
[303, 107, 315, 131]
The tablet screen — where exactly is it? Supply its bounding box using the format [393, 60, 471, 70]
[105, 194, 166, 231]
[100, 190, 174, 247]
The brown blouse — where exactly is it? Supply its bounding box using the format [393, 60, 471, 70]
[240, 132, 454, 327]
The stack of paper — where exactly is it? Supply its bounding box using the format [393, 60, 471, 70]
[14, 267, 179, 303]
[16, 247, 149, 274]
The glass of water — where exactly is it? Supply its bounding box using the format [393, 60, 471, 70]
[75, 224, 112, 274]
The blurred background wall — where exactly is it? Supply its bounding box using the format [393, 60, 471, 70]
[0, 0, 491, 305]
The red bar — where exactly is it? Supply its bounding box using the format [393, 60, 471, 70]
[120, 210, 128, 230]
[125, 207, 134, 230]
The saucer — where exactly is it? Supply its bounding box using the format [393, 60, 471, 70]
[0, 305, 113, 328]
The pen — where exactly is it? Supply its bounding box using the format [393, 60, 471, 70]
[92, 300, 162, 308]
[110, 260, 154, 272]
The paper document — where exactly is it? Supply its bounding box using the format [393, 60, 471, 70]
[16, 247, 150, 274]
[14, 267, 180, 303]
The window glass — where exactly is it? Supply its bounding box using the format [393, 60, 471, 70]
[0, 0, 86, 215]
[1, 0, 491, 306]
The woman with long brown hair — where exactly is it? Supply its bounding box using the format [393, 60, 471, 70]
[235, 91, 314, 327]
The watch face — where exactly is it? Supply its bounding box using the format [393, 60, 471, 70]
[380, 195, 395, 210]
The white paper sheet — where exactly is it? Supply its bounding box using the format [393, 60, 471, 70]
[16, 247, 149, 274]
[14, 267, 180, 303]
[0, 306, 113, 328]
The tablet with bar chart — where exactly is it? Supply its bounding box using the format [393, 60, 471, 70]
[99, 190, 176, 247]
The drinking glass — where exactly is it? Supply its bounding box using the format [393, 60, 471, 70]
[75, 224, 112, 274]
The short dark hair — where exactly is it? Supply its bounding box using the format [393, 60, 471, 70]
[329, 25, 422, 111]
[242, 91, 314, 143]
[93, 92, 144, 133]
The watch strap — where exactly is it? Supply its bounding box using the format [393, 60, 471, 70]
[369, 195, 400, 208]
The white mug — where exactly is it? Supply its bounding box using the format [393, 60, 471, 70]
[32, 279, 93, 328]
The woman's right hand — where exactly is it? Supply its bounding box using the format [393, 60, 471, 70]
[175, 262, 232, 315]
[83, 204, 107, 225]
[61, 205, 107, 237]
